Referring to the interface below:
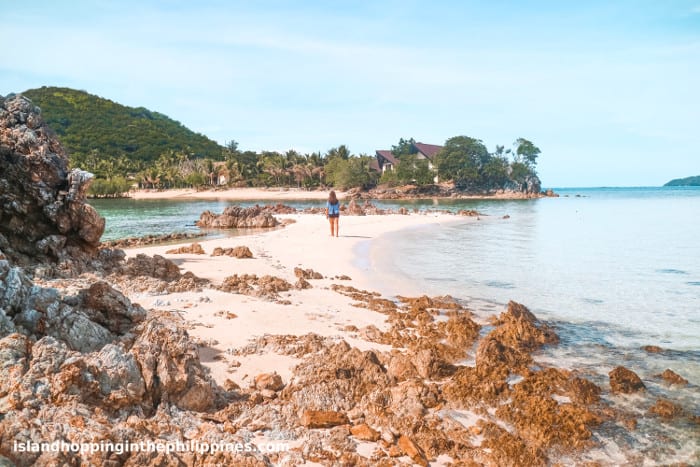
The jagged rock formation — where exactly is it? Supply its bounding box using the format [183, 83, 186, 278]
[196, 205, 279, 229]
[0, 95, 105, 271]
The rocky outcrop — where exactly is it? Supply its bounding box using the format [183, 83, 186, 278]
[218, 274, 292, 300]
[165, 242, 205, 254]
[1, 260, 145, 352]
[106, 254, 210, 295]
[657, 369, 688, 386]
[196, 205, 279, 229]
[212, 246, 254, 258]
[129, 315, 218, 412]
[121, 253, 182, 281]
[648, 398, 684, 419]
[100, 232, 205, 249]
[300, 410, 350, 428]
[609, 366, 646, 394]
[488, 301, 559, 352]
[294, 267, 323, 279]
[0, 95, 105, 269]
[0, 249, 228, 464]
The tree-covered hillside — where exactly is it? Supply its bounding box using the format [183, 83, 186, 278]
[664, 175, 700, 186]
[22, 87, 223, 173]
[15, 87, 544, 197]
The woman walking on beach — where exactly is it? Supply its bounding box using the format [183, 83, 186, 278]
[326, 190, 340, 237]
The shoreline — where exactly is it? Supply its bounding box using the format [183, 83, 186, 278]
[126, 187, 546, 201]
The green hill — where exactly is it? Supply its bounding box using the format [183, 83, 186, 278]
[664, 175, 700, 186]
[22, 86, 223, 173]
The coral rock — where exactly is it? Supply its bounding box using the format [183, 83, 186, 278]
[165, 242, 205, 254]
[609, 366, 645, 394]
[649, 398, 684, 419]
[254, 373, 284, 391]
[350, 423, 380, 441]
[658, 369, 688, 386]
[211, 245, 254, 258]
[294, 267, 323, 279]
[397, 435, 428, 466]
[300, 410, 349, 428]
[489, 301, 559, 351]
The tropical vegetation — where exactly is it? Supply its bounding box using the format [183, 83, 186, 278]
[21, 87, 542, 196]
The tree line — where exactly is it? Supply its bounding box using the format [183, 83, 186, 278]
[80, 136, 541, 197]
[21, 86, 542, 197]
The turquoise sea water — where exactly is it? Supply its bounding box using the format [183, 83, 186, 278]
[366, 187, 700, 464]
[370, 187, 700, 351]
[92, 187, 700, 463]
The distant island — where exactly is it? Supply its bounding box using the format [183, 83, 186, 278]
[664, 175, 700, 186]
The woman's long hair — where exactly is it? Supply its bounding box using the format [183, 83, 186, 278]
[328, 190, 338, 204]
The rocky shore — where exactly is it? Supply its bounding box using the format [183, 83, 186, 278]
[1, 94, 696, 466]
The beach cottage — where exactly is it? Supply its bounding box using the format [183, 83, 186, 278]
[374, 141, 443, 182]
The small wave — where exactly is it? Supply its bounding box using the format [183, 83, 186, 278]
[484, 280, 515, 289]
[424, 277, 458, 282]
[656, 269, 688, 275]
[582, 298, 604, 305]
[686, 281, 700, 286]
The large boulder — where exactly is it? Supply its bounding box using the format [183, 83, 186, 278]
[0, 95, 105, 266]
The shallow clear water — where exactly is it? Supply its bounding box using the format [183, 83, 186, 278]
[366, 187, 700, 464]
[369, 187, 700, 351]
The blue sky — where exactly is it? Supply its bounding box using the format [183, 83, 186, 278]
[1, 0, 698, 187]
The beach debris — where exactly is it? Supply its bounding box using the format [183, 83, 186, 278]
[165, 242, 205, 254]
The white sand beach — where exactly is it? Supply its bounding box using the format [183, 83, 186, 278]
[125, 213, 468, 388]
[131, 187, 349, 201]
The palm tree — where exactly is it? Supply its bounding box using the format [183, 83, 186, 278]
[290, 164, 311, 188]
[312, 166, 325, 186]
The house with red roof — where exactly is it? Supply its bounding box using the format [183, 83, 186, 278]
[374, 141, 443, 182]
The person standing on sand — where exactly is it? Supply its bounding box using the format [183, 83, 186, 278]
[326, 190, 340, 237]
